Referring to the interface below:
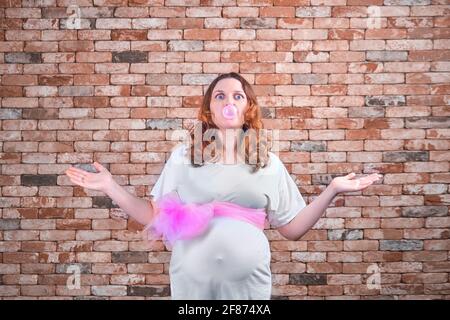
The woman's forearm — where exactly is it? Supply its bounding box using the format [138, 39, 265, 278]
[279, 184, 338, 241]
[104, 179, 154, 226]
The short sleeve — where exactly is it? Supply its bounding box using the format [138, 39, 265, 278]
[149, 143, 187, 201]
[266, 153, 307, 228]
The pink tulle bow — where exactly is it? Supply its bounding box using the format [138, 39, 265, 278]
[143, 191, 266, 247]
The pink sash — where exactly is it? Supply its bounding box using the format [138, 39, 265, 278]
[143, 191, 266, 246]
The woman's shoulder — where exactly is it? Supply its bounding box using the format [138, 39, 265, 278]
[267, 151, 283, 167]
[257, 151, 283, 175]
[168, 143, 190, 165]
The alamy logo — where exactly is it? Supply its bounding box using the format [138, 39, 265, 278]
[66, 5, 81, 30]
[367, 6, 382, 29]
[66, 265, 81, 290]
[366, 263, 381, 290]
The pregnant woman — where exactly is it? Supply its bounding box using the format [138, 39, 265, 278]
[65, 72, 382, 299]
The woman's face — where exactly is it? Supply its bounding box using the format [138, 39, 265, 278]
[209, 78, 248, 130]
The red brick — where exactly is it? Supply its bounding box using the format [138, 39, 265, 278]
[21, 285, 56, 296]
[309, 285, 343, 296]
[3, 252, 39, 263]
[307, 262, 343, 273]
[363, 251, 403, 262]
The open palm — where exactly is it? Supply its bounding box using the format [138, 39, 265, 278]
[65, 162, 113, 193]
[331, 172, 382, 194]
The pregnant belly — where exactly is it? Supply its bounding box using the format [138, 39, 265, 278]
[170, 217, 270, 282]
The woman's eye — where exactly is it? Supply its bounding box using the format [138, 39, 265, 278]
[215, 93, 245, 100]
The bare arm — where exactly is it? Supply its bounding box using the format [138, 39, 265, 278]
[104, 179, 156, 226]
[277, 184, 337, 241]
[277, 172, 381, 241]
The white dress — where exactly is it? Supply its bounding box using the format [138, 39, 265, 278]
[150, 143, 307, 300]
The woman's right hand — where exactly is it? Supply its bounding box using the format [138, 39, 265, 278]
[65, 162, 113, 194]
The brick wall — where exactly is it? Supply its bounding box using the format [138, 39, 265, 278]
[0, 0, 449, 299]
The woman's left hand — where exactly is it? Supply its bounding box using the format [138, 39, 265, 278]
[330, 172, 382, 194]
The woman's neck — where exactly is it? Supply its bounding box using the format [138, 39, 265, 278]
[218, 128, 241, 164]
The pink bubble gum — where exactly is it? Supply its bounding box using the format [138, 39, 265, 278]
[222, 104, 237, 120]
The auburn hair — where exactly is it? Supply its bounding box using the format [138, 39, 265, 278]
[187, 72, 270, 173]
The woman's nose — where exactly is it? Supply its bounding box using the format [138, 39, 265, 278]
[224, 95, 235, 105]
